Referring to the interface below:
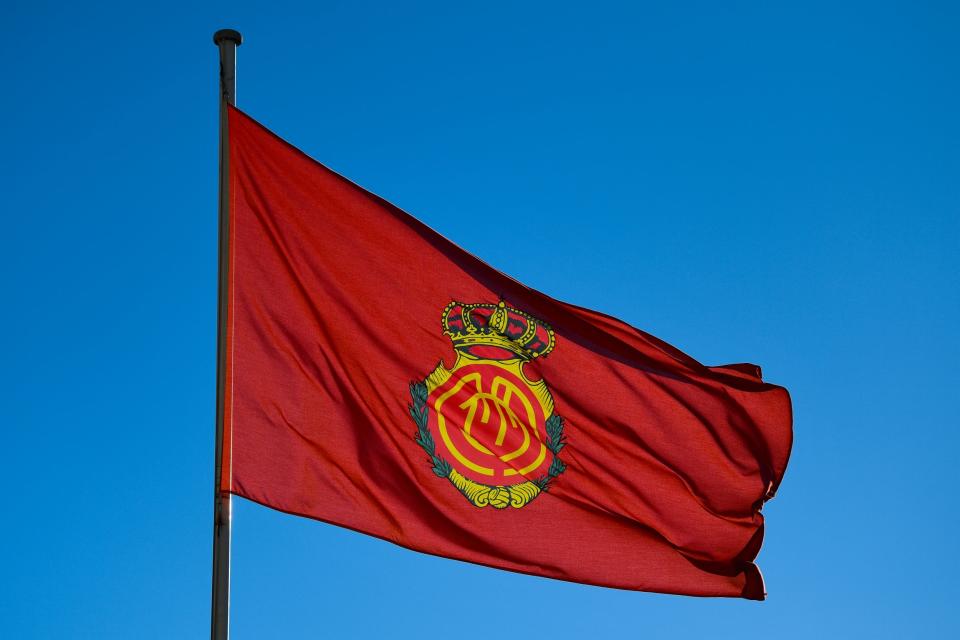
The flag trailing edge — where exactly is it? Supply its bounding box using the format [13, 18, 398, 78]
[220, 104, 793, 600]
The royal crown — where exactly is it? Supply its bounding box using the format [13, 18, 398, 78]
[441, 300, 555, 361]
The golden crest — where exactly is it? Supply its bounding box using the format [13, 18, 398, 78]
[409, 301, 567, 509]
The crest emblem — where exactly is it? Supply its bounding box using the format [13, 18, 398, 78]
[409, 301, 568, 509]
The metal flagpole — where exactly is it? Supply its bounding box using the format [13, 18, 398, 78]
[211, 27, 241, 640]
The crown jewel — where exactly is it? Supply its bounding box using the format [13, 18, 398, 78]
[441, 300, 555, 361]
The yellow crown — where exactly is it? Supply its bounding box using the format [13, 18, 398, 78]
[441, 300, 555, 361]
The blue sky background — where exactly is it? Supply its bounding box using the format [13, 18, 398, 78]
[2, 1, 958, 638]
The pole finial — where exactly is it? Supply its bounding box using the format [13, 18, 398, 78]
[213, 29, 242, 46]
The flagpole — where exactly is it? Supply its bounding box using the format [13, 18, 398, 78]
[211, 27, 241, 640]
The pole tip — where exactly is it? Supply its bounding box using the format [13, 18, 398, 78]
[213, 29, 243, 46]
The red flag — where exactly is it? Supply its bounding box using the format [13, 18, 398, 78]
[222, 106, 792, 599]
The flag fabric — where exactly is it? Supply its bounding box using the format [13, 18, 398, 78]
[221, 105, 793, 599]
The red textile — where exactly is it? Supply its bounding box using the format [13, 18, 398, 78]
[222, 105, 793, 599]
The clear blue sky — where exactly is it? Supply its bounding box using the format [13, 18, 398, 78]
[2, 1, 958, 638]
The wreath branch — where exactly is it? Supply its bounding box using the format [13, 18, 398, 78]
[409, 381, 451, 477]
[532, 414, 567, 491]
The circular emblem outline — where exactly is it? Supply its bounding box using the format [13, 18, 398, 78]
[431, 361, 550, 482]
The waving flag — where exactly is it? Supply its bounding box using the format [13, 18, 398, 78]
[220, 105, 792, 599]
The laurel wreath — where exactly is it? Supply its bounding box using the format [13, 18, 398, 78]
[409, 381, 567, 507]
